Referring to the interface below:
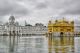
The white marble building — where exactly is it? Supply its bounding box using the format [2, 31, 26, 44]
[0, 16, 48, 36]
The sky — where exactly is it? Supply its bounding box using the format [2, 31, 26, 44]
[0, 0, 80, 26]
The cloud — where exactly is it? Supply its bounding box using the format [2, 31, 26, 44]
[35, 3, 48, 9]
[0, 0, 30, 16]
[61, 0, 80, 15]
[0, 0, 80, 25]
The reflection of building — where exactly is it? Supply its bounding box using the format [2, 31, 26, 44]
[17, 36, 48, 53]
[47, 18, 74, 53]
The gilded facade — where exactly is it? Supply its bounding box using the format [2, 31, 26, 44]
[48, 18, 74, 33]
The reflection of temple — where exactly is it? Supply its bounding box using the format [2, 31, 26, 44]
[47, 18, 74, 53]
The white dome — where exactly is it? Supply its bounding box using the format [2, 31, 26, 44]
[9, 15, 15, 22]
[9, 16, 15, 25]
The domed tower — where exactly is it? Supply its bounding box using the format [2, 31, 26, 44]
[9, 15, 15, 25]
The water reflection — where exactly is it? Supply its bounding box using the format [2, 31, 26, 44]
[48, 33, 74, 53]
[75, 37, 80, 53]
[0, 34, 80, 53]
[0, 35, 48, 53]
[51, 36, 74, 53]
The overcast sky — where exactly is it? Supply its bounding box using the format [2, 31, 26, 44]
[0, 0, 80, 26]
